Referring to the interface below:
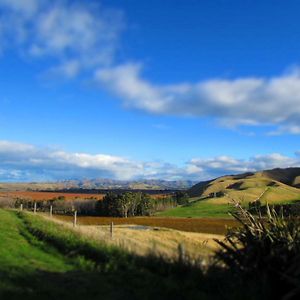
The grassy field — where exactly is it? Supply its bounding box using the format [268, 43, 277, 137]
[157, 200, 233, 218]
[47, 216, 223, 260]
[0, 209, 214, 299]
[0, 209, 251, 300]
[0, 208, 295, 299]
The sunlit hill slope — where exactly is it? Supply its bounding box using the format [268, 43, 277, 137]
[188, 167, 300, 205]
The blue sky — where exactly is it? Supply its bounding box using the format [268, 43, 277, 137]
[1, 0, 300, 182]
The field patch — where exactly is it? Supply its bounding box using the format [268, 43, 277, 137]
[54, 215, 237, 235]
[0, 191, 104, 201]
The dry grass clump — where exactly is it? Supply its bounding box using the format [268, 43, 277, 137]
[45, 214, 222, 261]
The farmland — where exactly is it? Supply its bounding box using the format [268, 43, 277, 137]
[0, 191, 105, 201]
[0, 190, 172, 202]
[54, 214, 236, 235]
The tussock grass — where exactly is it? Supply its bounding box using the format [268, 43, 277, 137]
[215, 202, 300, 299]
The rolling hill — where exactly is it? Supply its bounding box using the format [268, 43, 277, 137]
[188, 167, 300, 203]
[158, 168, 300, 218]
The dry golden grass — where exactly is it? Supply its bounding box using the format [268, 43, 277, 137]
[54, 215, 237, 235]
[44, 214, 223, 261]
[190, 171, 300, 206]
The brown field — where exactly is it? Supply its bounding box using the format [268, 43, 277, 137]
[0, 191, 105, 201]
[150, 193, 173, 199]
[54, 215, 237, 235]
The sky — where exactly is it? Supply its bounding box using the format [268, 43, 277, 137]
[1, 0, 300, 182]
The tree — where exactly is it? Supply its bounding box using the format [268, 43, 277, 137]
[174, 191, 189, 205]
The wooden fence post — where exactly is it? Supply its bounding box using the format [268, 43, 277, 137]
[20, 203, 23, 211]
[50, 205, 53, 218]
[178, 243, 185, 263]
[110, 222, 114, 239]
[34, 202, 37, 214]
[73, 211, 77, 227]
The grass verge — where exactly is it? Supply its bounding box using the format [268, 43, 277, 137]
[0, 209, 220, 300]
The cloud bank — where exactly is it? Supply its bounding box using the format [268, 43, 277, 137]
[0, 141, 299, 182]
[96, 64, 300, 133]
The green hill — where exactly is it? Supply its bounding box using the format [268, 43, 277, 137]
[188, 167, 300, 204]
[158, 168, 300, 218]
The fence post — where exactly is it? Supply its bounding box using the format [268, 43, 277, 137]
[73, 210, 77, 227]
[20, 203, 23, 211]
[110, 222, 114, 239]
[49, 205, 53, 218]
[178, 243, 185, 263]
[34, 202, 37, 214]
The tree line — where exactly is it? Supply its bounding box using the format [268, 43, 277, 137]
[4, 191, 190, 217]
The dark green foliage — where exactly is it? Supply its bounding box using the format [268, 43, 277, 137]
[248, 199, 262, 212]
[98, 192, 152, 217]
[215, 203, 300, 299]
[252, 202, 300, 217]
[174, 191, 190, 205]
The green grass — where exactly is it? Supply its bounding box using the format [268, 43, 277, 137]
[157, 200, 233, 218]
[0, 209, 83, 298]
[0, 209, 215, 300]
[1, 208, 295, 299]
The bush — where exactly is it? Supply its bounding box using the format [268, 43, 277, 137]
[215, 203, 300, 299]
[0, 196, 16, 208]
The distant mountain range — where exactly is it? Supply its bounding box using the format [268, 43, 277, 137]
[0, 179, 197, 192]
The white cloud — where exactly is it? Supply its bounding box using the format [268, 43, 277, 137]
[96, 63, 300, 134]
[1, 1, 300, 134]
[0, 0, 124, 76]
[0, 140, 300, 182]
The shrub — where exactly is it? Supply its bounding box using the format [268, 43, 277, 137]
[215, 202, 300, 299]
[0, 196, 16, 208]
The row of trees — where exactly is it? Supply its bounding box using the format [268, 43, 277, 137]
[97, 192, 152, 217]
[8, 191, 191, 217]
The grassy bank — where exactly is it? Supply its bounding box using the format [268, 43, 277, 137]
[0, 209, 222, 299]
[1, 208, 299, 299]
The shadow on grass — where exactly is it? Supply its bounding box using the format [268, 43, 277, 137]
[0, 210, 268, 300]
[4, 211, 220, 300]
[0, 262, 218, 300]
